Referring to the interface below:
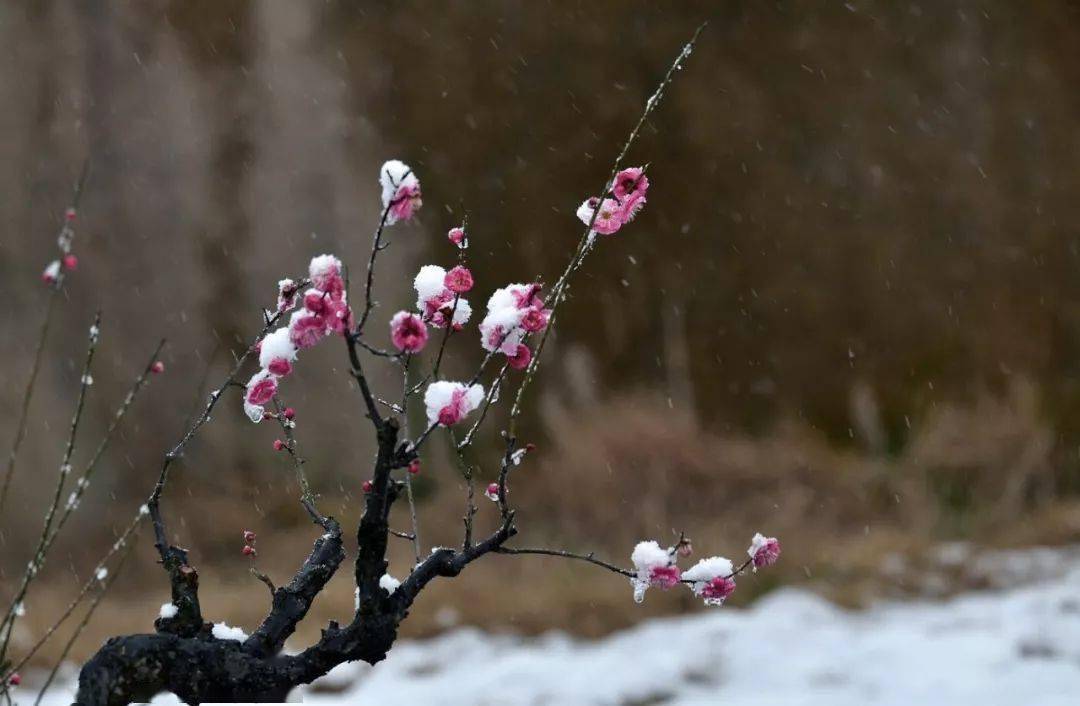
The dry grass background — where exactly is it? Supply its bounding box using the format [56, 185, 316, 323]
[5, 0, 1080, 669]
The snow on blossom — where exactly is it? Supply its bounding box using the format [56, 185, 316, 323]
[42, 259, 61, 284]
[479, 305, 525, 355]
[479, 283, 551, 360]
[485, 482, 500, 501]
[424, 381, 485, 426]
[259, 328, 298, 372]
[575, 167, 650, 235]
[683, 556, 736, 606]
[95, 567, 108, 581]
[748, 533, 781, 569]
[277, 278, 298, 312]
[380, 574, 401, 595]
[245, 370, 278, 407]
[630, 540, 677, 603]
[380, 160, 422, 225]
[309, 254, 342, 292]
[212, 622, 248, 642]
[244, 254, 351, 424]
[447, 226, 467, 248]
[390, 311, 429, 353]
[576, 197, 625, 235]
[159, 603, 178, 619]
[414, 264, 472, 328]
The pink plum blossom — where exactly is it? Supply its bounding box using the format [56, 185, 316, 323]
[649, 564, 682, 589]
[390, 311, 429, 353]
[485, 483, 499, 501]
[630, 540, 676, 603]
[277, 279, 298, 312]
[444, 266, 474, 294]
[748, 533, 781, 569]
[424, 381, 484, 427]
[683, 556, 736, 607]
[289, 312, 327, 350]
[576, 196, 624, 235]
[380, 160, 422, 225]
[507, 344, 532, 370]
[267, 358, 292, 377]
[448, 226, 467, 248]
[245, 371, 278, 407]
[699, 576, 736, 604]
[612, 166, 649, 222]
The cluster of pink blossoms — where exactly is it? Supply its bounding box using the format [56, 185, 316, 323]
[630, 533, 780, 606]
[380, 160, 422, 225]
[576, 166, 649, 236]
[244, 255, 351, 423]
[478, 283, 552, 370]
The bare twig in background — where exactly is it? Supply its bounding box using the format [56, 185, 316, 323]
[0, 162, 90, 512]
[0, 312, 102, 667]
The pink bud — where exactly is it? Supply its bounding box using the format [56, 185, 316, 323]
[65, 208, 76, 221]
[304, 291, 327, 314]
[243, 530, 256, 543]
[63, 254, 79, 270]
[8, 673, 21, 686]
[524, 442, 537, 453]
[485, 482, 500, 501]
[273, 439, 286, 451]
[150, 361, 165, 374]
[447, 227, 466, 247]
[283, 407, 296, 420]
[362, 480, 374, 494]
[242, 545, 256, 557]
[408, 459, 421, 475]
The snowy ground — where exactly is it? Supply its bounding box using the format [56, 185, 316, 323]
[30, 549, 1080, 705]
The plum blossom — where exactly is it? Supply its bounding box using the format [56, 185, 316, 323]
[683, 556, 736, 606]
[244, 254, 351, 424]
[414, 265, 472, 329]
[277, 278, 299, 312]
[448, 226, 467, 248]
[484, 482, 500, 501]
[611, 166, 649, 221]
[390, 311, 429, 353]
[748, 533, 781, 569]
[424, 381, 485, 426]
[507, 343, 532, 370]
[259, 328, 297, 375]
[380, 159, 422, 225]
[245, 370, 278, 407]
[158, 603, 178, 620]
[576, 166, 650, 235]
[444, 265, 474, 294]
[479, 283, 550, 363]
[630, 540, 679, 603]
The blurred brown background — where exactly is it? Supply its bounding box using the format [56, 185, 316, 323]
[4, 0, 1080, 666]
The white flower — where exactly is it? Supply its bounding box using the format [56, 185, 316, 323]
[95, 567, 108, 581]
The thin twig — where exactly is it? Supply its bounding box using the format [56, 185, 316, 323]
[0, 312, 102, 666]
[509, 23, 707, 435]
